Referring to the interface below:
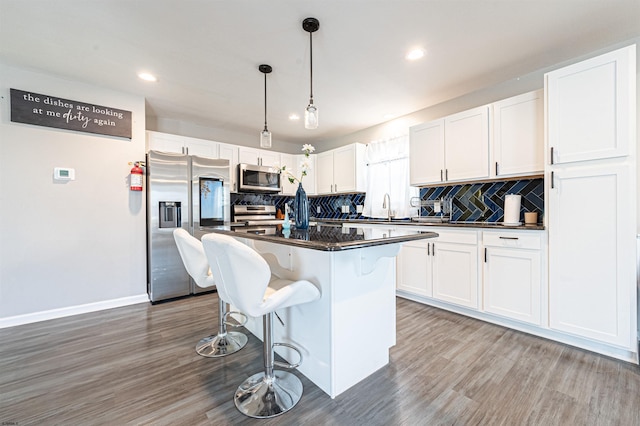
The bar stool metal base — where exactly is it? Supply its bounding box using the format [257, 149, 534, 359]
[195, 331, 248, 358]
[234, 370, 303, 418]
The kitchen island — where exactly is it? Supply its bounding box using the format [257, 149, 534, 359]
[207, 223, 438, 398]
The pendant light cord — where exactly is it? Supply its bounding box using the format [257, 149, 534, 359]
[264, 72, 268, 131]
[309, 30, 314, 103]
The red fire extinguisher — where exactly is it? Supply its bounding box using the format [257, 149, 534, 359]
[130, 162, 144, 191]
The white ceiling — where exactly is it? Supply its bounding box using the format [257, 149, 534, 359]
[1, 0, 639, 147]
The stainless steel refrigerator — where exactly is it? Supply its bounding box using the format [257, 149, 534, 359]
[146, 150, 230, 303]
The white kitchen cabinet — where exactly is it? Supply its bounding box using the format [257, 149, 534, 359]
[146, 131, 218, 158]
[445, 106, 490, 182]
[296, 153, 316, 196]
[279, 153, 298, 196]
[238, 147, 280, 167]
[546, 46, 634, 165]
[547, 162, 635, 347]
[409, 120, 445, 185]
[396, 239, 433, 297]
[492, 90, 544, 178]
[395, 228, 479, 309]
[409, 106, 489, 185]
[482, 231, 543, 325]
[545, 44, 636, 352]
[218, 142, 238, 193]
[316, 144, 366, 194]
[431, 230, 480, 309]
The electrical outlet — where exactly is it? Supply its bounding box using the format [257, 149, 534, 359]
[356, 205, 363, 213]
[317, 206, 321, 214]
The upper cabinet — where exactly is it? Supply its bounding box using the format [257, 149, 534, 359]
[491, 90, 544, 178]
[238, 147, 280, 168]
[410, 105, 489, 186]
[316, 144, 366, 195]
[147, 131, 218, 158]
[546, 47, 634, 165]
[410, 90, 547, 186]
[409, 120, 445, 185]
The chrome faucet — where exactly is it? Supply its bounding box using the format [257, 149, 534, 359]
[382, 193, 392, 221]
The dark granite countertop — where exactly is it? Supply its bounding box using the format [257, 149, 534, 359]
[311, 218, 545, 231]
[207, 223, 438, 252]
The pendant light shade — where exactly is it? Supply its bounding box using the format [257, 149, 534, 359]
[259, 64, 272, 148]
[302, 17, 319, 130]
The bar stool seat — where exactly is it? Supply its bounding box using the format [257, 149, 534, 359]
[202, 233, 320, 418]
[173, 228, 247, 357]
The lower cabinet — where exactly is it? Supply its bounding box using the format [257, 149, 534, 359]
[397, 229, 479, 309]
[483, 231, 542, 325]
[432, 234, 479, 309]
[397, 240, 433, 297]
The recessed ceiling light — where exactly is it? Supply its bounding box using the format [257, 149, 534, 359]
[405, 48, 425, 61]
[138, 72, 157, 82]
[289, 113, 300, 121]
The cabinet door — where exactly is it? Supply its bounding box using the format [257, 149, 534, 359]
[432, 242, 479, 309]
[297, 154, 316, 195]
[316, 151, 334, 194]
[279, 154, 298, 196]
[396, 240, 432, 296]
[183, 136, 218, 158]
[548, 163, 634, 347]
[484, 247, 541, 325]
[333, 145, 357, 193]
[445, 106, 489, 182]
[218, 143, 238, 193]
[492, 90, 544, 177]
[409, 120, 445, 185]
[546, 45, 634, 164]
[238, 147, 260, 165]
[259, 150, 281, 168]
[147, 131, 185, 154]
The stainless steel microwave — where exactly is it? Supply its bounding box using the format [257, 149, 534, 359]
[237, 163, 281, 193]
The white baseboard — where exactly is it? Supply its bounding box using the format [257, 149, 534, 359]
[0, 294, 150, 329]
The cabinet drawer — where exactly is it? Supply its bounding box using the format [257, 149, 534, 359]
[483, 232, 541, 250]
[435, 229, 478, 245]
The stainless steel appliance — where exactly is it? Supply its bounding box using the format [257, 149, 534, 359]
[231, 205, 283, 235]
[237, 163, 281, 193]
[147, 150, 230, 303]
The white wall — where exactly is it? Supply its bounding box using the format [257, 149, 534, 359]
[0, 64, 148, 325]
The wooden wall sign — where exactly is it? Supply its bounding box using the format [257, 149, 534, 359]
[10, 88, 132, 139]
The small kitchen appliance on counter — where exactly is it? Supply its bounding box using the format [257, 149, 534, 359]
[410, 197, 452, 223]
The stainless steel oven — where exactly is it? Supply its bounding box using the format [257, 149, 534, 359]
[237, 163, 281, 193]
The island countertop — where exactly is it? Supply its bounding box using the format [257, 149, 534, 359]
[207, 223, 438, 251]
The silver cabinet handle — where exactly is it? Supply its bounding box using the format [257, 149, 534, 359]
[499, 236, 519, 240]
[550, 147, 554, 165]
[440, 170, 443, 181]
[445, 169, 448, 181]
[495, 162, 499, 176]
[432, 243, 435, 257]
[427, 243, 430, 256]
[551, 171, 555, 189]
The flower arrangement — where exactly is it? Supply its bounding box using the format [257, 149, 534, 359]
[280, 144, 315, 184]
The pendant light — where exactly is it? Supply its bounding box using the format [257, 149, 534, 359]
[259, 64, 273, 148]
[302, 17, 319, 129]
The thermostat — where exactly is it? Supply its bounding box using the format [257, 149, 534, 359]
[54, 167, 75, 181]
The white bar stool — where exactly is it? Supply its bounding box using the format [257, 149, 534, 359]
[173, 229, 248, 357]
[202, 233, 321, 419]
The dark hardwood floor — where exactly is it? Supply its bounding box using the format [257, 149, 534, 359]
[1, 293, 639, 426]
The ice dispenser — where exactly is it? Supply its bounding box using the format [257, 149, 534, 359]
[159, 201, 181, 228]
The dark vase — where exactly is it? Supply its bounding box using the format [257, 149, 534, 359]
[294, 183, 309, 229]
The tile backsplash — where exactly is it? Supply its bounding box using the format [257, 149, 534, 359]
[231, 178, 544, 223]
[419, 178, 544, 223]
